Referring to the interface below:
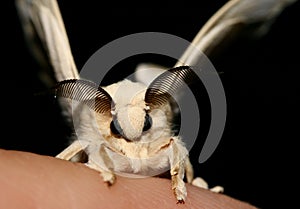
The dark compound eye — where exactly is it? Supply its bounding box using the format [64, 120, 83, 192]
[143, 114, 152, 132]
[110, 119, 123, 137]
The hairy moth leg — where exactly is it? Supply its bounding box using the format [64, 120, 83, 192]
[169, 138, 189, 203]
[171, 160, 186, 203]
[184, 156, 194, 184]
[85, 145, 116, 185]
[56, 140, 87, 160]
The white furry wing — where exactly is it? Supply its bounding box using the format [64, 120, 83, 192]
[175, 0, 298, 67]
[15, 0, 79, 84]
[135, 0, 298, 86]
[15, 0, 81, 134]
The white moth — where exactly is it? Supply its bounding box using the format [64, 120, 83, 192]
[15, 0, 297, 203]
[54, 67, 196, 203]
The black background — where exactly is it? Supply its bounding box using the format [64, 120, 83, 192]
[4, 1, 300, 208]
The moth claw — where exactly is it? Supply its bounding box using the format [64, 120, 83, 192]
[101, 171, 116, 186]
[176, 199, 185, 204]
[173, 187, 187, 204]
[105, 180, 114, 187]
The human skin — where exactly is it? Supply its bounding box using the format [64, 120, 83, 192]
[0, 149, 257, 209]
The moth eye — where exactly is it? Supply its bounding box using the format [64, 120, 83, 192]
[110, 119, 122, 137]
[143, 114, 152, 132]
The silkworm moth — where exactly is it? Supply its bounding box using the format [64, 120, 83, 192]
[16, 0, 296, 204]
[54, 65, 197, 203]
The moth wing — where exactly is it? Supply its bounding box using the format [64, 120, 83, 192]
[135, 0, 297, 97]
[134, 63, 168, 86]
[15, 0, 84, 156]
[175, 0, 298, 67]
[15, 0, 79, 85]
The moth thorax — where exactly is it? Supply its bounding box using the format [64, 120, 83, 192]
[117, 106, 146, 141]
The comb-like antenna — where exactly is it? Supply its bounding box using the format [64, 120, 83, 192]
[145, 66, 197, 109]
[54, 79, 113, 114]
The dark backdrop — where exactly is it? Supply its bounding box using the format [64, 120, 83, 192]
[4, 1, 300, 208]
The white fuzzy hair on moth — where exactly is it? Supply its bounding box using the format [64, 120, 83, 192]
[54, 66, 195, 203]
[103, 79, 154, 141]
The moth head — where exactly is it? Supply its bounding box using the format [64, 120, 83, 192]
[106, 80, 152, 141]
[110, 65, 196, 141]
[53, 66, 196, 142]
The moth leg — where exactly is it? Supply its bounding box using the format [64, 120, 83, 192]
[56, 140, 87, 160]
[184, 156, 194, 184]
[210, 186, 224, 193]
[171, 160, 186, 203]
[192, 177, 224, 193]
[85, 161, 116, 186]
[169, 139, 189, 203]
[85, 145, 116, 186]
[192, 177, 209, 189]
